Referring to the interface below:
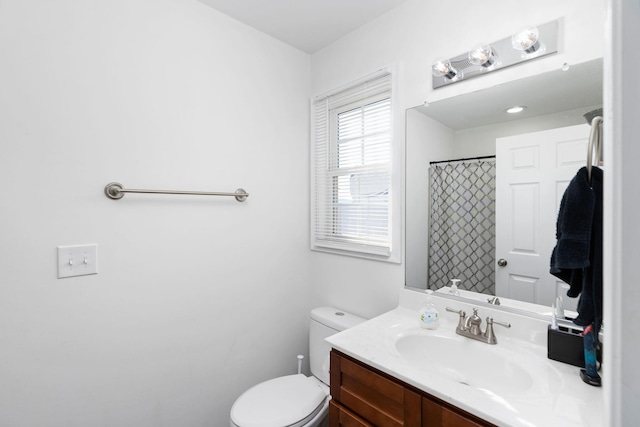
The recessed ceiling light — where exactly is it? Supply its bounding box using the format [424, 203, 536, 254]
[505, 105, 527, 114]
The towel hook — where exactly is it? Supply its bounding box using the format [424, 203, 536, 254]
[586, 116, 603, 183]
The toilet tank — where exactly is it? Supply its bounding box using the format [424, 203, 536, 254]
[309, 307, 365, 386]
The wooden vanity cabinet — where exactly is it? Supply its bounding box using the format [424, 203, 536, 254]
[330, 350, 495, 427]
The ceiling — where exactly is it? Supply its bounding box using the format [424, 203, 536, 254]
[197, 0, 409, 54]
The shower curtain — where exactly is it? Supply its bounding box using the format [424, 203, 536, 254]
[428, 158, 496, 294]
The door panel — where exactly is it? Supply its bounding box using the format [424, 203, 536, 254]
[496, 124, 589, 308]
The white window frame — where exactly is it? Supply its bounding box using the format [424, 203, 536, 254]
[310, 68, 402, 263]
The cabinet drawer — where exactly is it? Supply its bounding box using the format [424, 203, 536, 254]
[331, 350, 421, 427]
[422, 395, 493, 427]
[329, 400, 374, 427]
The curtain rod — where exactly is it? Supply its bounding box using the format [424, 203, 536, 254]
[429, 155, 496, 165]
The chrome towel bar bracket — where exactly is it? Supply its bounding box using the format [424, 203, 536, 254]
[104, 182, 249, 202]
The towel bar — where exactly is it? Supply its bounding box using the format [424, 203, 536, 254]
[104, 182, 249, 202]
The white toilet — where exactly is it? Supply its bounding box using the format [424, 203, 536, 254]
[230, 307, 364, 427]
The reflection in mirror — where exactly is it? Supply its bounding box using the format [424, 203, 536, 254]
[427, 156, 496, 296]
[405, 58, 603, 316]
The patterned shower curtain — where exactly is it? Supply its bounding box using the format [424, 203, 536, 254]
[428, 159, 496, 294]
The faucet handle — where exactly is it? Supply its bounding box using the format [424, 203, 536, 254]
[445, 307, 467, 331]
[446, 307, 464, 315]
[489, 318, 511, 329]
[484, 317, 511, 344]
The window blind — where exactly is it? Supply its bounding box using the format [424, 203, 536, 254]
[312, 72, 392, 256]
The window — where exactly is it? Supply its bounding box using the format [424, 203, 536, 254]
[311, 71, 398, 260]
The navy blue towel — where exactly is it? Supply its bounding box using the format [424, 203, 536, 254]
[550, 166, 603, 333]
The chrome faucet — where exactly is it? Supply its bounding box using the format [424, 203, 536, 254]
[445, 307, 511, 344]
[487, 296, 501, 305]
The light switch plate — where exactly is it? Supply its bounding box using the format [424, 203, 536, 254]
[57, 244, 98, 278]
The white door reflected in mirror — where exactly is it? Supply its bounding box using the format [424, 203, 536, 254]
[495, 124, 589, 310]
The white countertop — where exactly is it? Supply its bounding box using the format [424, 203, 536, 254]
[326, 289, 603, 427]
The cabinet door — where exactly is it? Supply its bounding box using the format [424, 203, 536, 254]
[422, 397, 489, 427]
[331, 351, 421, 427]
[329, 401, 374, 427]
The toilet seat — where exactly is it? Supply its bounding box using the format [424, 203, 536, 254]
[230, 374, 328, 427]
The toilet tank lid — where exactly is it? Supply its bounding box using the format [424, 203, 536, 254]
[310, 307, 365, 332]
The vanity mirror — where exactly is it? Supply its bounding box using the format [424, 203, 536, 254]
[405, 58, 603, 317]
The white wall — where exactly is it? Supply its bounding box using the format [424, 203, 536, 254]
[404, 110, 453, 289]
[310, 0, 605, 316]
[311, 0, 605, 109]
[604, 0, 640, 424]
[0, 0, 311, 426]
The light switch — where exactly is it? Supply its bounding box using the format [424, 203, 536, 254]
[57, 244, 98, 278]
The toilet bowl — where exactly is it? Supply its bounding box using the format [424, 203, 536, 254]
[230, 374, 329, 427]
[230, 307, 364, 427]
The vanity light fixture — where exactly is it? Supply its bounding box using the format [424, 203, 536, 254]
[431, 57, 459, 80]
[468, 44, 496, 68]
[431, 19, 558, 89]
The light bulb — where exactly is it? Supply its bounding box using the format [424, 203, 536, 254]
[468, 44, 495, 67]
[511, 26, 540, 53]
[431, 57, 458, 79]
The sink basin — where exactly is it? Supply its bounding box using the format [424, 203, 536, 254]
[395, 332, 543, 394]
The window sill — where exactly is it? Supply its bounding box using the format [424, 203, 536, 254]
[311, 244, 401, 264]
